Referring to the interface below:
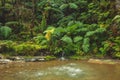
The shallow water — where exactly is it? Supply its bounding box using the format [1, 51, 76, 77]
[0, 60, 120, 80]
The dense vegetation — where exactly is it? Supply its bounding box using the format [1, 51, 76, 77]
[0, 0, 120, 59]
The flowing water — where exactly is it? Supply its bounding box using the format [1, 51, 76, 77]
[0, 60, 120, 80]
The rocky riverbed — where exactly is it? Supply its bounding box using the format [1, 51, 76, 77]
[0, 54, 120, 65]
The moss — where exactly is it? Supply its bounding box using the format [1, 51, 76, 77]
[69, 55, 90, 60]
[45, 55, 56, 61]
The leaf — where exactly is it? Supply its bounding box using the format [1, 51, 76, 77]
[53, 27, 65, 37]
[44, 27, 55, 41]
[69, 3, 78, 9]
[85, 31, 95, 37]
[60, 4, 68, 10]
[77, 28, 88, 32]
[82, 38, 90, 53]
[61, 35, 72, 44]
[112, 15, 120, 23]
[74, 36, 83, 43]
[66, 24, 78, 33]
[95, 28, 106, 33]
[67, 21, 74, 26]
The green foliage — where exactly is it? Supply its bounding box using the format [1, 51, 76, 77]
[82, 38, 90, 53]
[5, 21, 23, 34]
[115, 52, 120, 58]
[60, 4, 68, 10]
[85, 31, 95, 37]
[112, 37, 120, 58]
[13, 42, 42, 56]
[45, 55, 56, 61]
[73, 36, 83, 43]
[61, 35, 72, 44]
[69, 55, 81, 60]
[69, 55, 89, 60]
[99, 41, 110, 55]
[69, 3, 78, 9]
[99, 37, 120, 58]
[0, 26, 12, 39]
[40, 16, 47, 31]
[0, 0, 118, 58]
[33, 34, 47, 45]
[112, 15, 120, 23]
[0, 40, 15, 53]
[0, 40, 46, 56]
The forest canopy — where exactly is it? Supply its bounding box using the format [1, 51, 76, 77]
[0, 0, 120, 59]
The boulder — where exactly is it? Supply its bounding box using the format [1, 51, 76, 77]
[0, 59, 12, 64]
[7, 56, 24, 61]
[0, 54, 4, 59]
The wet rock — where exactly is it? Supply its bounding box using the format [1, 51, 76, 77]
[36, 58, 45, 62]
[59, 57, 66, 61]
[7, 56, 25, 61]
[25, 57, 46, 62]
[0, 54, 4, 59]
[88, 59, 103, 64]
[25, 58, 37, 62]
[0, 59, 12, 64]
[88, 59, 117, 64]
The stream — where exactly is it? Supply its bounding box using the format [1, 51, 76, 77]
[0, 60, 120, 80]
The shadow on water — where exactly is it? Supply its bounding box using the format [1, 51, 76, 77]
[0, 60, 120, 80]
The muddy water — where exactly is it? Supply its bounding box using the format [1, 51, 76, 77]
[0, 60, 120, 80]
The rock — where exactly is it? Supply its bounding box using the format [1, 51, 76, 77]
[59, 57, 66, 61]
[88, 59, 117, 64]
[25, 57, 46, 62]
[0, 59, 12, 64]
[7, 56, 24, 61]
[0, 54, 4, 59]
[34, 56, 46, 62]
[25, 58, 37, 62]
[36, 58, 45, 62]
[88, 59, 103, 64]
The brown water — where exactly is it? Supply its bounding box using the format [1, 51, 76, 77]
[0, 60, 120, 80]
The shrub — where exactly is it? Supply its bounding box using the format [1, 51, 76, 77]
[0, 40, 14, 53]
[13, 42, 43, 56]
[0, 26, 12, 39]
